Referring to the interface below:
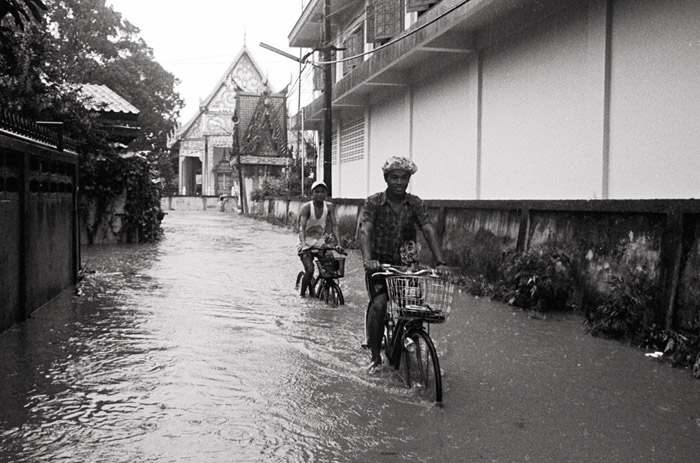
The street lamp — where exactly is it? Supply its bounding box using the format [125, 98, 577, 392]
[260, 0, 335, 196]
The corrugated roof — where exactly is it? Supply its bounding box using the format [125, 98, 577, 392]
[79, 84, 140, 115]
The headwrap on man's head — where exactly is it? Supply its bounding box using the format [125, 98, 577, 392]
[381, 156, 418, 175]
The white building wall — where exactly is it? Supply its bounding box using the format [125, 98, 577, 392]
[480, 1, 603, 200]
[367, 94, 410, 196]
[411, 60, 476, 200]
[608, 0, 700, 199]
[331, 0, 700, 202]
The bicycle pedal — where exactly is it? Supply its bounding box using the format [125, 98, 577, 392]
[361, 341, 369, 350]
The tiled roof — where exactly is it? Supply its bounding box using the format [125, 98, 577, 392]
[79, 84, 140, 115]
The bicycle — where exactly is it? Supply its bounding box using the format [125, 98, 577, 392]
[367, 265, 454, 403]
[295, 244, 347, 307]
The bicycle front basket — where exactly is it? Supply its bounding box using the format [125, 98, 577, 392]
[316, 256, 345, 278]
[386, 275, 454, 323]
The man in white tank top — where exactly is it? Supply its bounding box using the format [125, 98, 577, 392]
[298, 180, 342, 297]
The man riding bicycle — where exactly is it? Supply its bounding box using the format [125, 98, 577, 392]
[298, 180, 343, 297]
[359, 156, 449, 372]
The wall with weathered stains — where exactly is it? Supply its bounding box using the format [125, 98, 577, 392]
[251, 197, 700, 332]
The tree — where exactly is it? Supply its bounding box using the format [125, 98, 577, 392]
[0, 0, 183, 242]
[0, 0, 46, 42]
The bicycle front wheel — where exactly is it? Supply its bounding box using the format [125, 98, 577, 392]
[321, 280, 343, 307]
[400, 329, 442, 403]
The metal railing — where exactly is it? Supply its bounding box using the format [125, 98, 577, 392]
[0, 109, 78, 153]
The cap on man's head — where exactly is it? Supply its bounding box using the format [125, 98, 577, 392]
[382, 156, 417, 175]
[311, 180, 327, 192]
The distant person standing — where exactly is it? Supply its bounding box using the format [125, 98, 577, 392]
[297, 181, 342, 297]
[217, 194, 227, 212]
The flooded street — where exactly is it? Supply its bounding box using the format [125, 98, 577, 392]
[2, 211, 700, 462]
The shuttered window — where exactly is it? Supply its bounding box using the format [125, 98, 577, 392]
[331, 117, 365, 165]
[366, 0, 404, 44]
[343, 27, 364, 74]
[407, 0, 437, 13]
[340, 117, 364, 164]
[331, 127, 339, 165]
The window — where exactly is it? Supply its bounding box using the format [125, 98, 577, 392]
[366, 0, 405, 44]
[340, 117, 364, 164]
[331, 127, 339, 165]
[407, 0, 437, 13]
[343, 27, 364, 74]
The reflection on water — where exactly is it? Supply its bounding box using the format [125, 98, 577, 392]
[0, 212, 441, 463]
[3, 211, 700, 463]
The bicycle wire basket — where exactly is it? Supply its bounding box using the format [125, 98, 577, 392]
[386, 274, 454, 323]
[316, 255, 346, 279]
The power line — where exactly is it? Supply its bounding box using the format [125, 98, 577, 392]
[315, 0, 472, 66]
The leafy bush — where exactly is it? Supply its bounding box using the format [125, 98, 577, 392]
[584, 268, 660, 343]
[336, 215, 357, 248]
[455, 274, 495, 298]
[495, 247, 574, 312]
[250, 177, 286, 202]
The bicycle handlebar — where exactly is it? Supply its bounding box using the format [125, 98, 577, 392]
[305, 244, 347, 255]
[371, 264, 438, 278]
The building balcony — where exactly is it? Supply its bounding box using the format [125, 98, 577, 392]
[290, 0, 570, 130]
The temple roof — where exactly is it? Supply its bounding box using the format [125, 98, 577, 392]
[169, 45, 272, 146]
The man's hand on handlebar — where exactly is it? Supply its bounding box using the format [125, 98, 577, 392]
[435, 264, 451, 278]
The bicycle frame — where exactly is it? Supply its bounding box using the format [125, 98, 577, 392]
[367, 265, 449, 402]
[299, 245, 346, 306]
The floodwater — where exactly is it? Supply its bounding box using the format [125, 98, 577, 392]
[1, 211, 700, 463]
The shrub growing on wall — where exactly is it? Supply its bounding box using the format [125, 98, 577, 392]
[495, 246, 574, 312]
[584, 267, 660, 344]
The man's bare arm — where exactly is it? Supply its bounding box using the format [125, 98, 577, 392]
[298, 203, 309, 244]
[421, 223, 447, 266]
[359, 221, 378, 270]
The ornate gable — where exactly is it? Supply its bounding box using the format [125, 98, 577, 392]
[209, 53, 266, 112]
[169, 47, 271, 147]
[241, 90, 288, 158]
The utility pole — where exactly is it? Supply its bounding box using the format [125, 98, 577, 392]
[231, 108, 246, 214]
[322, 0, 333, 197]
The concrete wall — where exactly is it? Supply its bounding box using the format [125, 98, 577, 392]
[367, 95, 410, 197]
[480, 1, 603, 199]
[609, 0, 700, 198]
[412, 61, 476, 200]
[252, 197, 700, 332]
[161, 195, 228, 211]
[330, 0, 700, 202]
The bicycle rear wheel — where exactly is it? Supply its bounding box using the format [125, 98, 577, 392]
[400, 329, 442, 403]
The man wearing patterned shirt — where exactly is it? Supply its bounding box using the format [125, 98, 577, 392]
[359, 156, 449, 372]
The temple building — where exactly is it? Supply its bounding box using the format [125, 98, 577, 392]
[168, 46, 289, 212]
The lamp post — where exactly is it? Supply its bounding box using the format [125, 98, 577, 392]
[321, 0, 332, 197]
[260, 0, 334, 196]
[231, 110, 246, 214]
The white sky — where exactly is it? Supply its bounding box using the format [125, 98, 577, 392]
[107, 0, 309, 125]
